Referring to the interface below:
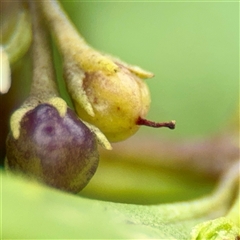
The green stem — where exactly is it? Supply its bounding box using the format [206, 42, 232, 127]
[38, 0, 117, 74]
[111, 160, 240, 225]
[28, 1, 59, 101]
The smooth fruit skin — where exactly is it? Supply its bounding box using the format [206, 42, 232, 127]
[75, 64, 151, 142]
[6, 104, 99, 193]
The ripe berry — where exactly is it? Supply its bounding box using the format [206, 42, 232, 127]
[6, 104, 99, 193]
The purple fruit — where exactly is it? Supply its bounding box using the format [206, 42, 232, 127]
[6, 103, 99, 193]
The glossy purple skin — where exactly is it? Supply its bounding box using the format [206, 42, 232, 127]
[6, 104, 99, 193]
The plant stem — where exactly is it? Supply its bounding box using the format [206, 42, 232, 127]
[29, 1, 59, 100]
[101, 133, 239, 178]
[38, 0, 117, 74]
[111, 160, 240, 224]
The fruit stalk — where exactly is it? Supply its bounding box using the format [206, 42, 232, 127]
[29, 2, 59, 100]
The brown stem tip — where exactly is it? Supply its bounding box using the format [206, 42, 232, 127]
[136, 117, 176, 130]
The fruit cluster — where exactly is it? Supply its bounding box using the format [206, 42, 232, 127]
[2, 1, 175, 193]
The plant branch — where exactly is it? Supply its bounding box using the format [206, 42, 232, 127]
[101, 132, 239, 178]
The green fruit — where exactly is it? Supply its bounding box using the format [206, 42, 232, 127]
[75, 63, 151, 142]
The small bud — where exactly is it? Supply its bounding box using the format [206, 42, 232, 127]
[6, 104, 99, 193]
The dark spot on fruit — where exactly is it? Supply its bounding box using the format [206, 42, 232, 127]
[44, 126, 55, 136]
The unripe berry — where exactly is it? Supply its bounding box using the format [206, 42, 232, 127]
[74, 63, 151, 142]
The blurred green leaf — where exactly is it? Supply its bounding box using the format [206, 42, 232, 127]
[80, 153, 215, 204]
[2, 160, 238, 239]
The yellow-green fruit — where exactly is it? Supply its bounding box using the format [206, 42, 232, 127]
[75, 64, 151, 142]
